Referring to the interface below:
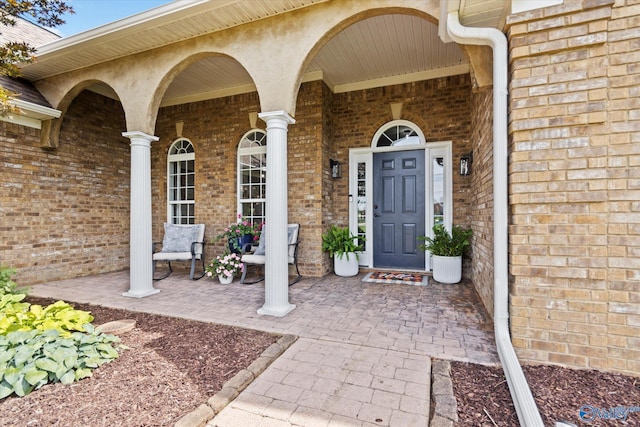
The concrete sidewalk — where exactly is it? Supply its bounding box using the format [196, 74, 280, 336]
[210, 338, 432, 426]
[30, 270, 499, 426]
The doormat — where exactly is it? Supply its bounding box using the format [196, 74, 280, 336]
[362, 271, 429, 286]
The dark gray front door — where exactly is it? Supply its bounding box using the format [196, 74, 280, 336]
[373, 150, 425, 269]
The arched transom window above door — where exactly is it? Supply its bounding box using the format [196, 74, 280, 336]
[237, 129, 267, 227]
[373, 120, 425, 148]
[167, 138, 195, 224]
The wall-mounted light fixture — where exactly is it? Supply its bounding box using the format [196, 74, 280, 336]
[330, 159, 342, 179]
[460, 152, 473, 176]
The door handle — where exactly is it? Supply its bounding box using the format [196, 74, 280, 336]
[374, 213, 380, 217]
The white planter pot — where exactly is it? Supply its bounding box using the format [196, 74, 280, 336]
[334, 253, 359, 277]
[218, 274, 233, 285]
[432, 255, 462, 284]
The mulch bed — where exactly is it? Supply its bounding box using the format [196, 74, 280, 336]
[1, 297, 279, 426]
[451, 361, 640, 426]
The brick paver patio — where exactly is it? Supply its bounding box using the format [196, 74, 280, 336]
[29, 270, 499, 426]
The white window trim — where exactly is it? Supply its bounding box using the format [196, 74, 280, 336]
[166, 138, 195, 224]
[237, 129, 267, 223]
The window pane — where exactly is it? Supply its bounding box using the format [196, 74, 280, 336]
[376, 124, 421, 147]
[249, 185, 258, 199]
[241, 170, 251, 185]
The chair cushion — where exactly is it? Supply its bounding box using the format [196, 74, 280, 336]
[161, 223, 199, 253]
[253, 224, 298, 256]
[241, 254, 266, 265]
[287, 224, 299, 259]
[254, 229, 266, 255]
[153, 251, 198, 261]
[242, 224, 298, 266]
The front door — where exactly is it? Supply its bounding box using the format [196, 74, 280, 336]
[372, 150, 425, 269]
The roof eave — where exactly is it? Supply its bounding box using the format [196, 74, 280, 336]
[1, 99, 61, 129]
[35, 0, 223, 59]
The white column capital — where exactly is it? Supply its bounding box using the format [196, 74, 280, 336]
[122, 131, 159, 145]
[258, 110, 296, 127]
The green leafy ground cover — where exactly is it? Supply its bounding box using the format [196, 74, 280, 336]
[0, 267, 122, 398]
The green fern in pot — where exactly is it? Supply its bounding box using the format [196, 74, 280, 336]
[418, 224, 472, 256]
[322, 225, 365, 277]
[418, 224, 472, 284]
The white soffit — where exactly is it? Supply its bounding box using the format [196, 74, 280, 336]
[512, 0, 563, 14]
[21, 0, 328, 80]
[458, 0, 510, 28]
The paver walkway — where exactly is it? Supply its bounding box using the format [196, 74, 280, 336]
[29, 270, 500, 426]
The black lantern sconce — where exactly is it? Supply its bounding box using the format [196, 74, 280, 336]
[330, 159, 342, 179]
[460, 152, 473, 176]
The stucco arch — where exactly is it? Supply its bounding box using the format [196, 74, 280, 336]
[150, 52, 256, 127]
[39, 79, 122, 149]
[34, 63, 160, 134]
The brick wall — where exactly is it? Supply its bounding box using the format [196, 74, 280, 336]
[320, 82, 335, 274]
[508, 0, 639, 375]
[470, 87, 495, 317]
[0, 90, 130, 285]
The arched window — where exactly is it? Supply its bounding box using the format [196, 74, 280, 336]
[373, 120, 425, 147]
[237, 130, 267, 227]
[167, 138, 195, 224]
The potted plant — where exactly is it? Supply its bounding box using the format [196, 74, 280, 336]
[205, 252, 244, 284]
[321, 225, 364, 277]
[216, 214, 261, 253]
[418, 224, 472, 284]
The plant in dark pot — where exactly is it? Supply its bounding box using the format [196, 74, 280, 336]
[321, 225, 364, 277]
[215, 214, 260, 254]
[418, 224, 472, 284]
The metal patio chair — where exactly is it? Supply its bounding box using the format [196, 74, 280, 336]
[239, 223, 301, 286]
[152, 223, 206, 280]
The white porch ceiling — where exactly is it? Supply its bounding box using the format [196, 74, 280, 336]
[160, 13, 470, 107]
[20, 0, 510, 107]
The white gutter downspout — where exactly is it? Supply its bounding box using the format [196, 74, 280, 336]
[444, 7, 545, 427]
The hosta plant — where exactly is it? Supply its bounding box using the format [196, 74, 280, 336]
[0, 296, 94, 337]
[0, 266, 123, 399]
[0, 325, 121, 398]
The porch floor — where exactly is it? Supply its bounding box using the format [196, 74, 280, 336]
[29, 270, 500, 426]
